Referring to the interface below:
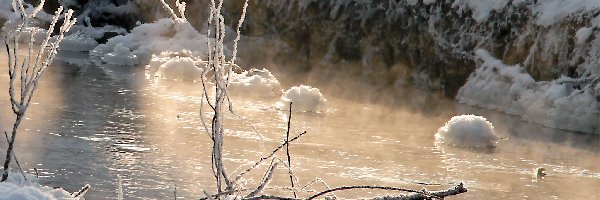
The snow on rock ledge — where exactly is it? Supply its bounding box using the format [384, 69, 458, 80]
[457, 49, 600, 134]
[276, 85, 328, 113]
[90, 18, 212, 66]
[435, 114, 498, 148]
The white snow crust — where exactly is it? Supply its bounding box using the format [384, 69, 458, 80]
[448, 0, 600, 25]
[0, 172, 75, 200]
[228, 68, 282, 98]
[276, 85, 328, 113]
[435, 114, 498, 148]
[90, 18, 212, 66]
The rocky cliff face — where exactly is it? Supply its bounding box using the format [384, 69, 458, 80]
[200, 0, 599, 97]
[26, 0, 600, 99]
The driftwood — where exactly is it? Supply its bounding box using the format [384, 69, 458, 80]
[368, 183, 467, 200]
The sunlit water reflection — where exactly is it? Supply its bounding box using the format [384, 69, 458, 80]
[0, 57, 599, 199]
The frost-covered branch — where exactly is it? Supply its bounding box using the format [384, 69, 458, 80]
[1, 0, 75, 182]
[159, 0, 180, 20]
[307, 183, 467, 200]
[246, 161, 278, 197]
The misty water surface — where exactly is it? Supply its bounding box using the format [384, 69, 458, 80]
[0, 53, 599, 199]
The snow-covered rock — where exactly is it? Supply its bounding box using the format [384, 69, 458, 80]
[435, 114, 498, 148]
[228, 68, 282, 98]
[457, 49, 599, 134]
[276, 85, 328, 113]
[90, 18, 213, 66]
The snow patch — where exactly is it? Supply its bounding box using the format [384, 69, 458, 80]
[91, 18, 212, 66]
[276, 85, 328, 113]
[157, 56, 203, 82]
[228, 68, 282, 98]
[457, 49, 600, 134]
[533, 0, 600, 27]
[147, 51, 204, 81]
[0, 172, 76, 200]
[435, 114, 498, 148]
[451, 0, 509, 22]
[575, 27, 593, 46]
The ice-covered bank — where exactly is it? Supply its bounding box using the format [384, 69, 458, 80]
[457, 50, 599, 134]
[0, 172, 80, 200]
[90, 18, 212, 66]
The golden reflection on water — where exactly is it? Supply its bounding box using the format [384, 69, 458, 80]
[0, 52, 599, 199]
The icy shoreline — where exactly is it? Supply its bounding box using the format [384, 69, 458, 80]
[457, 49, 599, 134]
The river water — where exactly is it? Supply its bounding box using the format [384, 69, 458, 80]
[0, 54, 599, 199]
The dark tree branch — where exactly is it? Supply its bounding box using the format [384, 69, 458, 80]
[285, 102, 296, 198]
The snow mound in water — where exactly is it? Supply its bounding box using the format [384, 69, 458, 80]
[228, 68, 282, 98]
[457, 49, 599, 134]
[101, 43, 138, 66]
[0, 172, 75, 200]
[276, 85, 328, 113]
[435, 114, 498, 148]
[153, 55, 203, 82]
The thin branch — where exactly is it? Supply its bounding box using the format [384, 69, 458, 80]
[229, 0, 249, 64]
[234, 131, 307, 183]
[306, 185, 434, 200]
[246, 161, 278, 197]
[4, 131, 25, 181]
[370, 183, 468, 200]
[225, 92, 264, 141]
[285, 102, 296, 198]
[299, 178, 336, 198]
[71, 184, 91, 198]
[242, 195, 299, 200]
[159, 0, 179, 20]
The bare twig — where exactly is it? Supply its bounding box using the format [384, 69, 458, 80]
[371, 183, 468, 200]
[307, 185, 433, 200]
[234, 131, 308, 183]
[285, 102, 296, 198]
[306, 183, 467, 200]
[71, 184, 91, 198]
[243, 195, 299, 200]
[225, 93, 264, 142]
[33, 168, 39, 178]
[159, 0, 179, 20]
[4, 131, 25, 180]
[246, 161, 278, 197]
